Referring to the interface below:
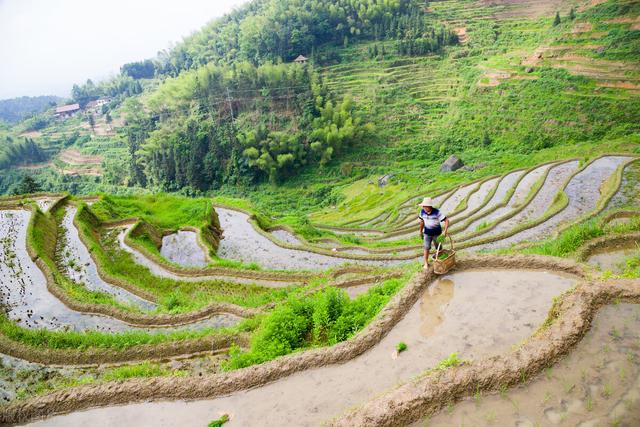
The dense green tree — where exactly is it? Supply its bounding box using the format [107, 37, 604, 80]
[121, 59, 156, 79]
[132, 61, 370, 190]
[12, 175, 41, 195]
[553, 12, 561, 26]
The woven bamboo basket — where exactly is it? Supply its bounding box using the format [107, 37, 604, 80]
[431, 235, 456, 275]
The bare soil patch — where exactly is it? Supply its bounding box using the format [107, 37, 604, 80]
[58, 149, 103, 165]
[572, 22, 593, 34]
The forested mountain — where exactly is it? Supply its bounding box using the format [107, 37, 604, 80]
[0, 96, 62, 124]
[155, 0, 454, 75]
[119, 0, 458, 192]
[2, 0, 639, 201]
[0, 126, 46, 169]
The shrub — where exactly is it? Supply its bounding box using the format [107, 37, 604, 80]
[224, 277, 406, 370]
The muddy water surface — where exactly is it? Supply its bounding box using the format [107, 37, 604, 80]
[606, 160, 640, 211]
[587, 243, 638, 274]
[160, 230, 208, 267]
[439, 182, 480, 216]
[34, 198, 56, 212]
[424, 303, 640, 426]
[29, 269, 574, 427]
[270, 229, 302, 245]
[0, 210, 130, 332]
[475, 156, 633, 250]
[466, 161, 579, 245]
[60, 207, 156, 310]
[216, 208, 399, 270]
[450, 177, 500, 219]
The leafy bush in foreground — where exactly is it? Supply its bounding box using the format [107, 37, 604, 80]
[224, 277, 406, 370]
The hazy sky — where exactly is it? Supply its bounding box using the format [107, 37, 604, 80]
[0, 0, 248, 100]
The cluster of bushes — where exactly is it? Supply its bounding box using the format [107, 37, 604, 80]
[156, 0, 425, 75]
[128, 61, 371, 190]
[224, 277, 405, 370]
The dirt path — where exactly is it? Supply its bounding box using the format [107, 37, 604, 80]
[26, 269, 574, 427]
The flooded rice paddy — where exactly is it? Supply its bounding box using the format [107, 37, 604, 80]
[424, 303, 640, 426]
[0, 209, 238, 333]
[160, 230, 208, 267]
[450, 177, 500, 219]
[60, 207, 156, 310]
[474, 156, 633, 251]
[216, 208, 401, 270]
[115, 227, 298, 287]
[466, 161, 579, 245]
[0, 210, 131, 332]
[28, 269, 574, 426]
[587, 243, 639, 274]
[462, 166, 544, 237]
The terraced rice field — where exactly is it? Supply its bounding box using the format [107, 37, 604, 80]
[24, 269, 575, 426]
[0, 154, 638, 426]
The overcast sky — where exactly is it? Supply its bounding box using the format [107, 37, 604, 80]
[0, 0, 248, 100]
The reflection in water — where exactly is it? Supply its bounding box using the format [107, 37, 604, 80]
[419, 278, 454, 338]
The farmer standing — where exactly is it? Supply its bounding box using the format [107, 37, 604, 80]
[418, 197, 449, 269]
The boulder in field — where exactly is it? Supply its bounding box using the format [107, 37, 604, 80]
[440, 155, 464, 172]
[378, 173, 394, 187]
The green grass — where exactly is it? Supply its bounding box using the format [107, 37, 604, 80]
[208, 414, 230, 427]
[223, 272, 414, 370]
[90, 193, 213, 230]
[436, 353, 462, 370]
[521, 216, 640, 258]
[101, 362, 182, 381]
[0, 312, 240, 351]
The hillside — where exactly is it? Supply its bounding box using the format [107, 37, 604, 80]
[0, 95, 62, 124]
[1, 1, 640, 425]
[0, 0, 637, 212]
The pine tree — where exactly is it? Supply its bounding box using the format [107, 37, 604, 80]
[569, 8, 576, 20]
[13, 176, 41, 195]
[553, 12, 561, 26]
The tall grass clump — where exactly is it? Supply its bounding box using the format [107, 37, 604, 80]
[224, 275, 409, 370]
[523, 216, 640, 257]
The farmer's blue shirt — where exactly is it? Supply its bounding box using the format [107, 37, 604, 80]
[419, 208, 447, 236]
